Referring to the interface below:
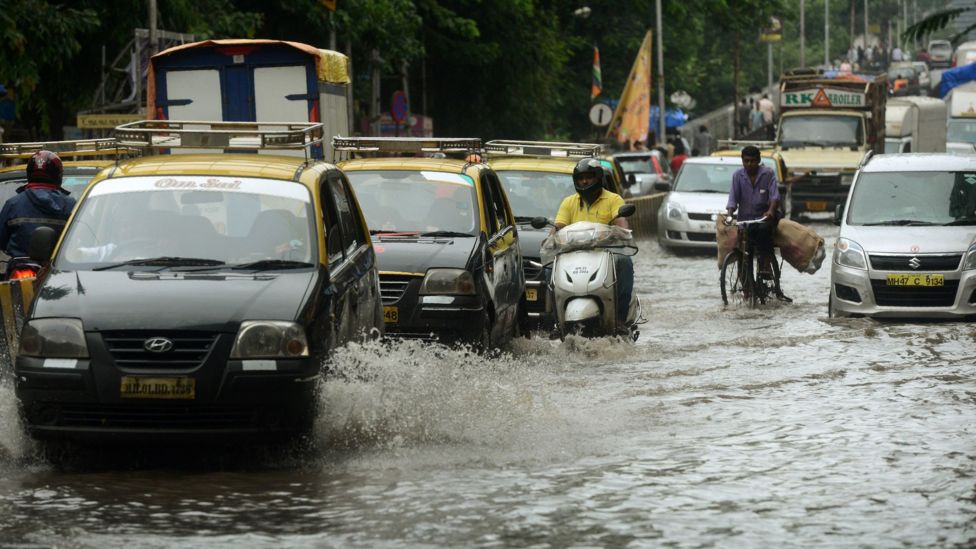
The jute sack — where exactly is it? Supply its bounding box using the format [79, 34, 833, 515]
[774, 219, 825, 274]
[715, 216, 738, 269]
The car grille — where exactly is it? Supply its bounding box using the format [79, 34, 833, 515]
[869, 254, 962, 271]
[687, 213, 716, 221]
[687, 232, 716, 242]
[379, 274, 418, 304]
[522, 258, 544, 281]
[870, 279, 960, 307]
[102, 331, 219, 370]
[54, 403, 258, 429]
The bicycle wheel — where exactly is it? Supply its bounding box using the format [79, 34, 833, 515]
[720, 250, 745, 306]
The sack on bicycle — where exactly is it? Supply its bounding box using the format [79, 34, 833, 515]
[715, 216, 738, 269]
[773, 219, 826, 274]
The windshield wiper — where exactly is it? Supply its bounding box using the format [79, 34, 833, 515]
[93, 257, 225, 271]
[863, 219, 938, 226]
[228, 259, 314, 271]
[418, 231, 472, 237]
[515, 216, 538, 223]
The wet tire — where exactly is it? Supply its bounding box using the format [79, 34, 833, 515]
[720, 250, 745, 306]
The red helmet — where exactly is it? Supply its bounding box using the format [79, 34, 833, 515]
[26, 150, 63, 186]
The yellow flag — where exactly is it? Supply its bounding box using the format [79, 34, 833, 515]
[606, 30, 652, 146]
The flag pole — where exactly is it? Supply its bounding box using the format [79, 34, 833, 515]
[655, 0, 665, 147]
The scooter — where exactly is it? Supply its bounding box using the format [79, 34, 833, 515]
[531, 205, 643, 341]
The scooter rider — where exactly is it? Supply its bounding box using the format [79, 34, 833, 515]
[0, 150, 77, 258]
[552, 157, 634, 328]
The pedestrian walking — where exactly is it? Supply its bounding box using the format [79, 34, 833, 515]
[693, 124, 713, 156]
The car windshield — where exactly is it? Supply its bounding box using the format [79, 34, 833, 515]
[56, 176, 316, 269]
[780, 115, 863, 148]
[496, 170, 574, 219]
[674, 159, 778, 193]
[889, 68, 916, 79]
[947, 119, 976, 143]
[847, 171, 976, 226]
[617, 156, 654, 174]
[347, 170, 479, 235]
[931, 43, 951, 54]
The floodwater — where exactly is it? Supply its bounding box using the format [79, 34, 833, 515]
[1, 221, 974, 547]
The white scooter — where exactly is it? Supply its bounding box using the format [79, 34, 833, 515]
[531, 205, 643, 340]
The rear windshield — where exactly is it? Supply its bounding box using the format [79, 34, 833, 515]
[347, 170, 479, 235]
[617, 157, 654, 174]
[947, 119, 976, 144]
[496, 170, 574, 219]
[780, 115, 863, 148]
[847, 172, 976, 226]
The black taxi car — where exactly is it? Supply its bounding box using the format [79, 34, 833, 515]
[15, 121, 383, 450]
[336, 137, 523, 349]
[485, 140, 613, 332]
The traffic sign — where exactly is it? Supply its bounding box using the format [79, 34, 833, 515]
[391, 91, 408, 124]
[589, 102, 613, 127]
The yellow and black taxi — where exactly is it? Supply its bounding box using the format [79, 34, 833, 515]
[14, 121, 383, 450]
[335, 137, 523, 349]
[485, 140, 610, 331]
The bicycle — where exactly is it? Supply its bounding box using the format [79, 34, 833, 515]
[720, 216, 791, 307]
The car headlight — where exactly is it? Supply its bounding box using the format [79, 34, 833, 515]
[230, 321, 309, 359]
[19, 318, 89, 358]
[419, 268, 476, 295]
[666, 202, 685, 220]
[834, 238, 867, 270]
[964, 244, 976, 271]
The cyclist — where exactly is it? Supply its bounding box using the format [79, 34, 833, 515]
[725, 146, 779, 278]
[553, 157, 633, 330]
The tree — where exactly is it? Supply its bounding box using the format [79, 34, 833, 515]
[904, 6, 975, 44]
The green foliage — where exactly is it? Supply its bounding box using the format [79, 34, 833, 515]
[903, 7, 974, 45]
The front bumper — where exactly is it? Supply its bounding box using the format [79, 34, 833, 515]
[791, 175, 852, 215]
[830, 263, 976, 318]
[14, 332, 321, 442]
[658, 212, 718, 250]
[380, 275, 486, 341]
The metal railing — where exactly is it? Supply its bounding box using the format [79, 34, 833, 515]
[115, 120, 325, 153]
[484, 140, 603, 158]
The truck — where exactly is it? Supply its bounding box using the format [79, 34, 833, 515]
[884, 96, 947, 154]
[774, 69, 886, 217]
[945, 81, 976, 155]
[147, 39, 351, 159]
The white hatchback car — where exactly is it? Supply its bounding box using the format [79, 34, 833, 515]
[830, 154, 976, 318]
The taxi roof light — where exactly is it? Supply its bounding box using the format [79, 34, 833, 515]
[332, 137, 482, 155]
[484, 140, 603, 158]
[114, 120, 325, 154]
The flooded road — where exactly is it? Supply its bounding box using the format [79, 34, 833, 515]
[1, 221, 974, 547]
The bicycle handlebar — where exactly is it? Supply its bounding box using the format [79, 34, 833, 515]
[724, 215, 769, 227]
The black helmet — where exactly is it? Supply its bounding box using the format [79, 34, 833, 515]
[572, 157, 603, 193]
[26, 150, 63, 186]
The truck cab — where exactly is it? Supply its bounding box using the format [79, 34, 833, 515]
[775, 69, 886, 217]
[884, 96, 947, 154]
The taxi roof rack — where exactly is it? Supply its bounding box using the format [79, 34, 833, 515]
[484, 140, 603, 158]
[0, 138, 130, 160]
[114, 120, 324, 154]
[332, 136, 482, 154]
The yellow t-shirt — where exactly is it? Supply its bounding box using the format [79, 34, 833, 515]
[555, 189, 626, 226]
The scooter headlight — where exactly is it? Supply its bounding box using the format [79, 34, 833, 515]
[834, 238, 867, 270]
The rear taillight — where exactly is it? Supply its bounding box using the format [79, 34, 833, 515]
[10, 268, 38, 280]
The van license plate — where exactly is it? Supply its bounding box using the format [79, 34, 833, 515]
[886, 274, 944, 287]
[383, 306, 399, 324]
[525, 288, 538, 301]
[120, 376, 195, 400]
[805, 201, 828, 211]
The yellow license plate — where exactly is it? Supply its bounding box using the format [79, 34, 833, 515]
[886, 273, 944, 287]
[383, 306, 399, 324]
[525, 288, 538, 302]
[120, 376, 195, 400]
[805, 200, 828, 211]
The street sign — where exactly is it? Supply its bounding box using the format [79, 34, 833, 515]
[780, 88, 865, 108]
[589, 102, 613, 127]
[391, 91, 408, 124]
[319, 0, 336, 11]
[77, 113, 144, 129]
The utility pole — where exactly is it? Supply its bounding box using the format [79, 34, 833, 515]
[864, 0, 869, 49]
[825, 0, 830, 65]
[370, 49, 381, 137]
[655, 0, 665, 146]
[148, 0, 157, 56]
[850, 0, 855, 50]
[800, 0, 806, 67]
[903, 0, 908, 50]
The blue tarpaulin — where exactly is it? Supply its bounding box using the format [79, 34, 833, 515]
[940, 62, 976, 98]
[650, 105, 688, 130]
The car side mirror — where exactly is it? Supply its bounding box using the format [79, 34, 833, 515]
[530, 217, 550, 230]
[833, 204, 844, 226]
[652, 181, 672, 192]
[28, 226, 57, 263]
[627, 173, 637, 187]
[617, 204, 636, 218]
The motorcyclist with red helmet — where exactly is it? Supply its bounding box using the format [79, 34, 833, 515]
[0, 150, 77, 257]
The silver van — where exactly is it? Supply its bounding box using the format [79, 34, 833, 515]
[830, 154, 976, 318]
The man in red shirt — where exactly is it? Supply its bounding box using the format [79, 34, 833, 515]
[669, 140, 688, 174]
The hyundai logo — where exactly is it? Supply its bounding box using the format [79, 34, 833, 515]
[144, 337, 175, 353]
[908, 257, 921, 270]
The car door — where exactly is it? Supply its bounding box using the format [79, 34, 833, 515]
[480, 170, 520, 334]
[320, 171, 368, 344]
